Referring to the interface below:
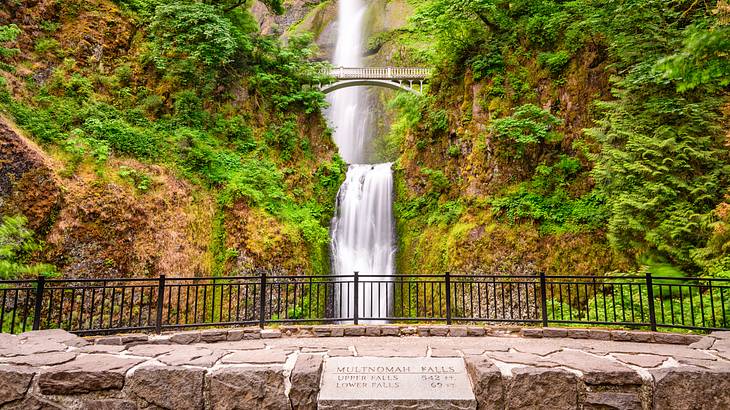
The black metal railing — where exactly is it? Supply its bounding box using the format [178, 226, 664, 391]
[1, 272, 728, 335]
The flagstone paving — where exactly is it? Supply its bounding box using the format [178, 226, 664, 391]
[0, 326, 729, 409]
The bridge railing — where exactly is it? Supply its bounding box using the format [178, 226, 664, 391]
[2, 272, 728, 335]
[323, 67, 431, 80]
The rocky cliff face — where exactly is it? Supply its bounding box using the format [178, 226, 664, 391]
[0, 117, 61, 234]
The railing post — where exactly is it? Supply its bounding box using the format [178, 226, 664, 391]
[32, 275, 46, 331]
[445, 272, 452, 325]
[645, 271, 657, 331]
[259, 271, 267, 329]
[353, 271, 359, 325]
[155, 275, 166, 334]
[539, 271, 549, 328]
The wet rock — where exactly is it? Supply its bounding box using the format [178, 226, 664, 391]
[0, 366, 35, 405]
[127, 366, 205, 409]
[38, 355, 144, 394]
[464, 356, 504, 410]
[0, 118, 62, 232]
[506, 367, 578, 409]
[208, 365, 289, 410]
[290, 354, 323, 410]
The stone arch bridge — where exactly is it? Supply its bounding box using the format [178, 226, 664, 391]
[319, 67, 431, 95]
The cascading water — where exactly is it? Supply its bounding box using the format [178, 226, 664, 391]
[327, 0, 396, 322]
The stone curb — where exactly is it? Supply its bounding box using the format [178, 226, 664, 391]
[91, 325, 705, 347]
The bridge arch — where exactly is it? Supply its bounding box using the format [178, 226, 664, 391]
[320, 79, 422, 95]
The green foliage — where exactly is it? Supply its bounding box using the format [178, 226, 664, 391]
[589, 2, 730, 271]
[83, 117, 160, 159]
[0, 216, 56, 279]
[491, 156, 607, 234]
[118, 166, 153, 192]
[0, 24, 20, 72]
[657, 24, 730, 92]
[490, 104, 562, 158]
[538, 50, 570, 76]
[150, 2, 244, 69]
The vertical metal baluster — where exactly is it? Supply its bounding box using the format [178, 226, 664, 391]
[309, 277, 313, 319]
[720, 285, 727, 327]
[99, 282, 106, 330]
[566, 283, 572, 321]
[668, 285, 675, 325]
[176, 285, 182, 325]
[119, 287, 126, 328]
[601, 282, 608, 322]
[88, 287, 97, 330]
[68, 288, 76, 331]
[688, 285, 696, 327]
[167, 282, 173, 324]
[1, 289, 6, 332]
[128, 287, 135, 327]
[202, 284, 208, 323]
[635, 283, 641, 323]
[147, 286, 154, 328]
[219, 282, 224, 323]
[515, 281, 521, 320]
[679, 286, 685, 327]
[619, 283, 626, 322]
[79, 288, 86, 331]
[58, 288, 65, 330]
[469, 281, 475, 319]
[698, 284, 706, 328]
[658, 284, 665, 325]
[10, 290, 19, 334]
[610, 283, 617, 323]
[211, 281, 216, 323]
[108, 286, 116, 330]
[709, 282, 716, 328]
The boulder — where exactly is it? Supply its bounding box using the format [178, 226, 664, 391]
[464, 356, 504, 409]
[208, 365, 289, 410]
[289, 354, 323, 410]
[0, 366, 35, 405]
[127, 366, 205, 409]
[505, 367, 578, 409]
[652, 367, 730, 409]
[38, 355, 144, 395]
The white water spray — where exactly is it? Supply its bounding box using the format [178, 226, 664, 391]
[328, 0, 396, 321]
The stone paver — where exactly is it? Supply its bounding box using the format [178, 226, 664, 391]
[220, 349, 287, 364]
[0, 328, 728, 409]
[38, 354, 145, 394]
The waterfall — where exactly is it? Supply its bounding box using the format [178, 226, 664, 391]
[327, 0, 396, 322]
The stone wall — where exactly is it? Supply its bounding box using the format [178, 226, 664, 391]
[1, 327, 729, 409]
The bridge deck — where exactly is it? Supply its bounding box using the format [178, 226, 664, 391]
[325, 67, 430, 81]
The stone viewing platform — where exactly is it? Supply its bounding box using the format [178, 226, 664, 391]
[0, 325, 728, 409]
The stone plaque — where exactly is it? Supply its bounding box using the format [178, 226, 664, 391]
[318, 357, 476, 409]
